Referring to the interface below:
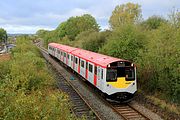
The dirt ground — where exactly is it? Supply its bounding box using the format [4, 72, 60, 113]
[0, 54, 11, 62]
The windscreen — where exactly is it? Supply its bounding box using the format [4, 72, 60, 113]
[106, 69, 117, 82]
[106, 67, 135, 82]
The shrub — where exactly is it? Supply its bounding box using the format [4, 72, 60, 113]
[99, 24, 146, 61]
[0, 36, 76, 119]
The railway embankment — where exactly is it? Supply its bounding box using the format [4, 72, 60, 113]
[0, 36, 78, 120]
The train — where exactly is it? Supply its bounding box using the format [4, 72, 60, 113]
[48, 43, 137, 102]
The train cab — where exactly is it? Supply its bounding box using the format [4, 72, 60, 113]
[105, 61, 137, 102]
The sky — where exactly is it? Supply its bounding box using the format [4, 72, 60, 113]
[0, 0, 179, 34]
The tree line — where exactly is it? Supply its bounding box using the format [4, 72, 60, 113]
[37, 3, 180, 104]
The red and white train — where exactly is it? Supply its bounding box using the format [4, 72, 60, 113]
[48, 43, 137, 102]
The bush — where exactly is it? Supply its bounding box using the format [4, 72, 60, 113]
[136, 23, 180, 103]
[0, 36, 76, 119]
[99, 24, 146, 61]
[74, 30, 110, 52]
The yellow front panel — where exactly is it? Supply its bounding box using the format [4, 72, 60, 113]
[107, 77, 134, 88]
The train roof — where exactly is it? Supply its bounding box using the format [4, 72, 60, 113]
[48, 43, 60, 47]
[57, 45, 78, 53]
[48, 43, 129, 67]
[71, 49, 128, 67]
[49, 43, 78, 52]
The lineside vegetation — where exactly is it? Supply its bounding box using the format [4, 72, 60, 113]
[0, 36, 78, 120]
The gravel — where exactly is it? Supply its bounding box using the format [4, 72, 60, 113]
[129, 101, 163, 120]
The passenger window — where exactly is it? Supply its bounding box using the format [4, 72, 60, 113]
[89, 64, 93, 73]
[86, 62, 88, 69]
[57, 50, 60, 54]
[94, 66, 97, 75]
[71, 56, 73, 61]
[75, 57, 78, 64]
[81, 60, 84, 68]
[101, 69, 103, 79]
[64, 53, 66, 57]
[68, 54, 69, 59]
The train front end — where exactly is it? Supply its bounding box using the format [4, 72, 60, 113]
[104, 61, 137, 102]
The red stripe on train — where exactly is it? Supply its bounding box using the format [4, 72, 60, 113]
[78, 65, 80, 73]
[94, 75, 97, 86]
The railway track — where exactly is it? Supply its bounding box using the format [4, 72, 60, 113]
[37, 44, 152, 120]
[109, 102, 150, 120]
[38, 45, 101, 120]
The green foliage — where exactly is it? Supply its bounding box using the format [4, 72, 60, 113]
[136, 23, 180, 103]
[56, 21, 68, 38]
[109, 2, 142, 29]
[141, 15, 167, 30]
[99, 24, 145, 61]
[37, 14, 99, 47]
[0, 28, 7, 43]
[63, 14, 100, 40]
[0, 36, 76, 119]
[73, 30, 95, 48]
[81, 31, 110, 52]
[36, 29, 49, 38]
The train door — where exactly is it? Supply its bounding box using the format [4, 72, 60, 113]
[66, 53, 69, 65]
[94, 65, 97, 86]
[68, 54, 71, 67]
[71, 55, 74, 69]
[63, 52, 66, 63]
[88, 62, 94, 85]
[74, 56, 79, 72]
[61, 51, 63, 61]
[55, 48, 58, 58]
[53, 48, 55, 56]
[80, 59, 86, 78]
[97, 67, 104, 90]
[59, 50, 61, 60]
[57, 50, 60, 60]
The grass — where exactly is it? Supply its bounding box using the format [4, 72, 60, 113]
[146, 95, 180, 115]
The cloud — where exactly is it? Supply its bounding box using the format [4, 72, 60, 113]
[0, 0, 180, 33]
[1, 24, 54, 34]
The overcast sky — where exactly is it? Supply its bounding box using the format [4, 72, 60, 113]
[0, 0, 179, 34]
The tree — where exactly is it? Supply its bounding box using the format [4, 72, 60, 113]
[99, 24, 145, 61]
[141, 15, 167, 30]
[36, 29, 49, 38]
[136, 24, 180, 102]
[63, 14, 100, 40]
[169, 9, 180, 28]
[109, 3, 142, 29]
[55, 21, 67, 38]
[0, 28, 7, 44]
